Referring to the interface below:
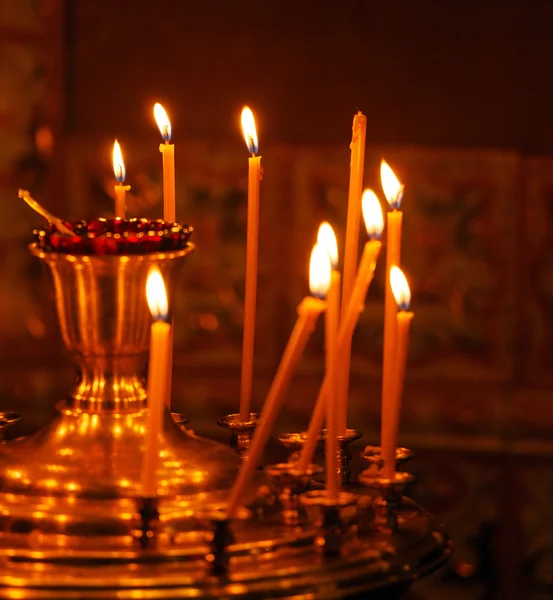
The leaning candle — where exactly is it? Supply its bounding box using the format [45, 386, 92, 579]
[317, 222, 340, 500]
[338, 111, 367, 433]
[380, 160, 404, 452]
[227, 245, 330, 517]
[112, 140, 129, 219]
[153, 103, 176, 222]
[382, 266, 413, 479]
[239, 106, 262, 422]
[297, 192, 384, 473]
[142, 268, 171, 497]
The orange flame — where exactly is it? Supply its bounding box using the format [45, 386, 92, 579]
[309, 244, 331, 299]
[146, 268, 168, 321]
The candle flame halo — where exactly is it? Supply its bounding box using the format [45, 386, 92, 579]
[317, 222, 338, 269]
[309, 244, 331, 299]
[380, 160, 404, 210]
[112, 139, 125, 183]
[362, 189, 384, 240]
[390, 266, 411, 311]
[241, 106, 258, 155]
[153, 103, 172, 142]
[146, 268, 169, 321]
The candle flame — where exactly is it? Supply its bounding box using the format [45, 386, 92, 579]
[317, 222, 338, 269]
[362, 189, 384, 240]
[380, 160, 404, 210]
[146, 268, 168, 321]
[241, 106, 258, 155]
[153, 103, 172, 142]
[112, 140, 125, 183]
[309, 244, 331, 299]
[390, 266, 411, 311]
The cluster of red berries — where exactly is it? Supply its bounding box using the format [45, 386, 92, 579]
[34, 218, 193, 255]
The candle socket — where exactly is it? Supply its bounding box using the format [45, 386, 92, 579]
[170, 412, 190, 430]
[208, 516, 234, 576]
[276, 431, 325, 464]
[136, 496, 160, 550]
[300, 490, 358, 558]
[217, 413, 260, 461]
[358, 471, 414, 533]
[265, 462, 323, 526]
[319, 429, 363, 486]
[0, 412, 22, 443]
[360, 445, 414, 474]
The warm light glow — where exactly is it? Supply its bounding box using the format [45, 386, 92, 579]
[362, 189, 384, 240]
[241, 106, 258, 154]
[317, 222, 338, 269]
[112, 140, 125, 183]
[309, 244, 331, 299]
[380, 160, 404, 210]
[146, 268, 168, 321]
[390, 266, 411, 311]
[154, 103, 172, 142]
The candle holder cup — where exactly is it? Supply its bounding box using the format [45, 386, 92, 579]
[217, 412, 260, 461]
[361, 445, 414, 474]
[265, 462, 323, 526]
[0, 412, 22, 443]
[276, 431, 326, 464]
[319, 428, 363, 486]
[358, 470, 415, 533]
[300, 489, 359, 558]
[136, 496, 160, 550]
[171, 412, 190, 429]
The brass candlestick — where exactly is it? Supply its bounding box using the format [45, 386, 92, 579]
[217, 412, 260, 460]
[358, 470, 415, 533]
[300, 489, 359, 558]
[0, 412, 22, 443]
[320, 428, 363, 486]
[265, 462, 323, 526]
[361, 445, 415, 473]
[276, 431, 325, 463]
[171, 412, 191, 429]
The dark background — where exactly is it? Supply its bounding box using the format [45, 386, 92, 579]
[2, 2, 553, 599]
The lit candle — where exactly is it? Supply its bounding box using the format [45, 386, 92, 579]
[142, 268, 171, 497]
[227, 244, 330, 517]
[112, 140, 129, 219]
[239, 106, 262, 422]
[382, 266, 413, 479]
[317, 222, 340, 500]
[297, 191, 383, 473]
[338, 111, 367, 433]
[380, 160, 404, 452]
[153, 103, 176, 222]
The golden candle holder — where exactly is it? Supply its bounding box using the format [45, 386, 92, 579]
[171, 412, 191, 429]
[0, 412, 22, 443]
[361, 445, 415, 472]
[0, 222, 451, 598]
[320, 428, 363, 486]
[276, 431, 325, 463]
[217, 412, 260, 460]
[358, 470, 416, 533]
[300, 489, 359, 558]
[265, 462, 323, 526]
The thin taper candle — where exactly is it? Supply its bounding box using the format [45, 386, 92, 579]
[227, 245, 330, 517]
[297, 239, 382, 473]
[318, 223, 340, 500]
[380, 160, 404, 466]
[239, 107, 262, 422]
[112, 140, 129, 219]
[154, 103, 176, 222]
[382, 267, 413, 479]
[338, 111, 367, 434]
[142, 268, 171, 497]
